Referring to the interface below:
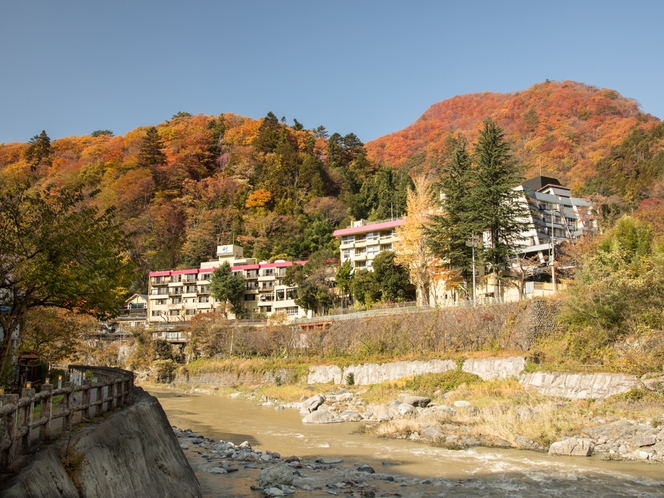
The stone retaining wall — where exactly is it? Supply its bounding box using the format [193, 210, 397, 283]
[3, 389, 201, 498]
[518, 371, 640, 399]
[308, 357, 642, 399]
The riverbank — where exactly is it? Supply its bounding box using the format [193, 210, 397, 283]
[143, 371, 664, 464]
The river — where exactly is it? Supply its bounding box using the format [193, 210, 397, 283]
[151, 389, 664, 497]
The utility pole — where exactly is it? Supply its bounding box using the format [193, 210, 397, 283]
[551, 208, 556, 293]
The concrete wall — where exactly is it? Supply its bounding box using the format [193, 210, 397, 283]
[2, 389, 201, 498]
[518, 371, 640, 399]
[462, 356, 527, 380]
[308, 360, 456, 386]
[308, 357, 641, 400]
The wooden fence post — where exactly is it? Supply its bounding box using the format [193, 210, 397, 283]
[20, 388, 36, 454]
[81, 381, 91, 421]
[40, 384, 53, 440]
[0, 394, 19, 470]
[64, 383, 75, 432]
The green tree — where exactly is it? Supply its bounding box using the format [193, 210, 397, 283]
[253, 111, 281, 154]
[25, 130, 53, 169]
[372, 251, 410, 301]
[0, 181, 133, 382]
[426, 135, 479, 293]
[91, 129, 114, 137]
[138, 126, 166, 168]
[210, 262, 246, 318]
[335, 259, 354, 307]
[472, 119, 529, 298]
[283, 249, 337, 315]
[172, 111, 192, 119]
[350, 270, 380, 306]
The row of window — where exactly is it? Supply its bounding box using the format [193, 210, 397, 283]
[341, 243, 392, 260]
[340, 230, 397, 246]
[151, 274, 211, 285]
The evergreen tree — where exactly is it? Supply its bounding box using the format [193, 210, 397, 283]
[253, 111, 281, 154]
[472, 119, 529, 298]
[138, 126, 166, 168]
[25, 130, 53, 169]
[210, 262, 246, 318]
[372, 251, 410, 301]
[335, 259, 354, 307]
[426, 135, 478, 291]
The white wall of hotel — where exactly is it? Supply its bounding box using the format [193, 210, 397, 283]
[147, 244, 308, 323]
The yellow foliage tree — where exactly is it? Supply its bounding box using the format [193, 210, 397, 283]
[394, 174, 436, 306]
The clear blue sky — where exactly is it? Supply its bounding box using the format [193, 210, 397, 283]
[1, 1, 662, 144]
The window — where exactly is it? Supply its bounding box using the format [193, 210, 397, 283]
[366, 231, 378, 241]
[355, 261, 366, 268]
[185, 309, 196, 315]
[286, 307, 299, 316]
[264, 306, 272, 313]
[367, 245, 380, 256]
[172, 275, 182, 283]
[244, 294, 256, 301]
[151, 310, 162, 317]
[380, 243, 392, 251]
[169, 287, 182, 295]
[286, 287, 296, 300]
[355, 235, 366, 243]
[341, 235, 354, 245]
[151, 277, 163, 284]
[184, 274, 197, 283]
[171, 297, 181, 304]
[156, 299, 166, 305]
[169, 310, 180, 316]
[355, 247, 366, 256]
[198, 286, 209, 293]
[342, 249, 352, 260]
[199, 296, 209, 303]
[276, 289, 285, 301]
[185, 285, 196, 293]
[263, 268, 274, 277]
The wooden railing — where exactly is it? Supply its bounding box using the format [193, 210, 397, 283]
[0, 365, 134, 470]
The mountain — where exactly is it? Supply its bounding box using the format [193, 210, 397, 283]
[366, 81, 660, 190]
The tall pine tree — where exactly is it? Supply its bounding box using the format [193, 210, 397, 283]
[472, 119, 529, 299]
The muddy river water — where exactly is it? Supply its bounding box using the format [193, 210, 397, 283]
[151, 389, 664, 497]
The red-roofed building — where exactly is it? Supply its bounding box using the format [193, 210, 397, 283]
[333, 218, 404, 271]
[147, 245, 307, 323]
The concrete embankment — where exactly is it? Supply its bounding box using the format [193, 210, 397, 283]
[1, 389, 201, 498]
[308, 356, 641, 399]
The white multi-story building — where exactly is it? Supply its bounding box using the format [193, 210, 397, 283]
[333, 219, 404, 271]
[516, 176, 594, 262]
[147, 245, 307, 323]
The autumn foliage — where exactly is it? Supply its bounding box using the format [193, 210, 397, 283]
[366, 80, 659, 191]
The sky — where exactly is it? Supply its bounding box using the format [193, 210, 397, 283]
[1, 1, 662, 144]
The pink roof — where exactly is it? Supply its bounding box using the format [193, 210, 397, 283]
[149, 271, 171, 277]
[232, 264, 259, 271]
[333, 219, 404, 237]
[171, 268, 199, 275]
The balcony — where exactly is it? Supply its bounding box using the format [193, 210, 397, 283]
[168, 289, 183, 296]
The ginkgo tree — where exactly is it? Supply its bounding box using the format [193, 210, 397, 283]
[394, 174, 437, 306]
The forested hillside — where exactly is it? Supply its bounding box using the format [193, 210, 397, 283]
[366, 80, 660, 190]
[2, 81, 663, 296]
[0, 112, 412, 293]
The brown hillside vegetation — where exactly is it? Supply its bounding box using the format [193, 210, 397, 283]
[366, 80, 660, 190]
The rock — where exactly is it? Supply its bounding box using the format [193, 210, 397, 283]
[420, 424, 445, 443]
[357, 464, 375, 473]
[265, 487, 284, 497]
[230, 392, 242, 398]
[633, 435, 657, 447]
[285, 456, 300, 463]
[401, 395, 431, 407]
[258, 465, 295, 488]
[302, 410, 341, 424]
[641, 373, 664, 392]
[548, 437, 594, 456]
[377, 410, 393, 422]
[396, 403, 417, 417]
[209, 467, 228, 474]
[316, 457, 342, 464]
[340, 410, 364, 422]
[180, 444, 189, 450]
[634, 450, 651, 460]
[261, 454, 272, 462]
[302, 394, 326, 413]
[515, 435, 544, 452]
[453, 400, 472, 407]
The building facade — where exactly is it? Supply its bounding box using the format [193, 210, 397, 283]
[333, 219, 404, 271]
[147, 245, 307, 324]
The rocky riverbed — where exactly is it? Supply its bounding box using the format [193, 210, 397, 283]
[257, 389, 664, 463]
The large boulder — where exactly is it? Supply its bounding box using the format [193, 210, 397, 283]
[301, 394, 326, 413]
[302, 409, 341, 424]
[258, 464, 295, 488]
[401, 395, 431, 407]
[548, 437, 594, 456]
